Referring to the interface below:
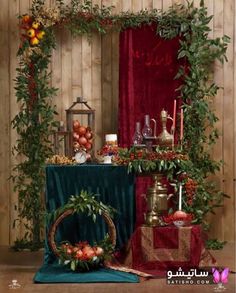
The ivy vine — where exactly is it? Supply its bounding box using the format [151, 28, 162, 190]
[12, 0, 229, 248]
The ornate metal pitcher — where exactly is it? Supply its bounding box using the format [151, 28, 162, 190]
[157, 109, 174, 148]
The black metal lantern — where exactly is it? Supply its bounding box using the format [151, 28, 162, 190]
[66, 97, 95, 157]
[53, 130, 71, 156]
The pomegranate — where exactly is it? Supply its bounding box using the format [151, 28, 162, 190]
[78, 136, 87, 145]
[77, 126, 86, 136]
[82, 246, 95, 260]
[85, 131, 92, 139]
[94, 246, 104, 256]
[85, 142, 92, 150]
[75, 250, 83, 259]
[73, 132, 80, 141]
[73, 120, 80, 130]
[173, 210, 188, 221]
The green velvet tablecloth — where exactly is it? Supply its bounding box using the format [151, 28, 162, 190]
[34, 164, 138, 283]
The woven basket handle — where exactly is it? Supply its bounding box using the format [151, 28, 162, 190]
[48, 208, 117, 257]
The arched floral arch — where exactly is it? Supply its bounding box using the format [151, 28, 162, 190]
[12, 0, 229, 249]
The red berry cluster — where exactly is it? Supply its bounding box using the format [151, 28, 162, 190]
[129, 151, 144, 160]
[97, 145, 119, 156]
[115, 149, 188, 163]
[185, 178, 197, 206]
[77, 12, 95, 21]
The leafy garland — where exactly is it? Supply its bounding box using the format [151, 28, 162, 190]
[114, 147, 189, 176]
[51, 190, 115, 222]
[49, 190, 115, 271]
[12, 0, 229, 248]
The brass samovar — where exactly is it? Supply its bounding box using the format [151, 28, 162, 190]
[144, 173, 172, 226]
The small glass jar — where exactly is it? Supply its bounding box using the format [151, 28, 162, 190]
[132, 122, 143, 145]
[142, 115, 152, 138]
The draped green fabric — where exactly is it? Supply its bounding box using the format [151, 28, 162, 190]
[34, 264, 139, 283]
[34, 164, 138, 283]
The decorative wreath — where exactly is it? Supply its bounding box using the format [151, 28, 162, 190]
[48, 190, 116, 271]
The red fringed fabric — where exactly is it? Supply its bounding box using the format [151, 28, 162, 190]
[128, 225, 204, 276]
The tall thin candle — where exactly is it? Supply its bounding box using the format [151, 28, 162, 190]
[179, 184, 182, 211]
[173, 100, 176, 130]
[180, 108, 184, 141]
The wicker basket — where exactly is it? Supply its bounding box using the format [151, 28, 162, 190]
[48, 208, 117, 257]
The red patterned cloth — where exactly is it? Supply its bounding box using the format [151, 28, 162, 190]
[117, 225, 215, 276]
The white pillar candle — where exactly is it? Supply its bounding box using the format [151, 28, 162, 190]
[179, 184, 182, 211]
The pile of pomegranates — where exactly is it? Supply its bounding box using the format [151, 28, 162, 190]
[73, 120, 93, 151]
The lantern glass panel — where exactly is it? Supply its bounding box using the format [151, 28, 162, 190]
[66, 97, 95, 157]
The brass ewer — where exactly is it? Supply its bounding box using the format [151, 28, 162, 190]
[144, 173, 172, 226]
[157, 109, 174, 148]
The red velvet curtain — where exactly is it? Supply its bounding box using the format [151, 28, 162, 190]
[118, 24, 183, 227]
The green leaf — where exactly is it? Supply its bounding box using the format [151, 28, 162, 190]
[70, 260, 76, 271]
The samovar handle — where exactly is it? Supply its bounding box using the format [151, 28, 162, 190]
[167, 193, 174, 200]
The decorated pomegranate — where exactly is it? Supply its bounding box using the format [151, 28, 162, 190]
[73, 120, 80, 131]
[72, 120, 93, 153]
[173, 210, 188, 221]
[77, 126, 86, 136]
[78, 136, 87, 146]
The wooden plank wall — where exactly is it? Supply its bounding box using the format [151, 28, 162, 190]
[0, 0, 235, 245]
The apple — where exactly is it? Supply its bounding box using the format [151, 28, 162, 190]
[30, 37, 39, 46]
[36, 31, 45, 40]
[32, 21, 40, 29]
[27, 28, 36, 38]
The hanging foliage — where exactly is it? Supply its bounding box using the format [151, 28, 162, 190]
[12, 0, 229, 249]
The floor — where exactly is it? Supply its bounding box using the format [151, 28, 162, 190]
[0, 243, 235, 293]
